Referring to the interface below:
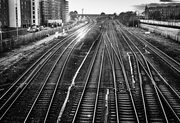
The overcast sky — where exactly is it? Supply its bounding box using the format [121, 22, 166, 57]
[68, 0, 179, 14]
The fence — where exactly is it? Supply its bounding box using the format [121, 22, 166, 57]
[0, 27, 64, 52]
[140, 23, 180, 43]
[140, 19, 180, 28]
[0, 20, 84, 52]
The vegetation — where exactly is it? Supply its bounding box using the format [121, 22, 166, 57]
[69, 11, 78, 20]
[100, 12, 106, 16]
[117, 11, 139, 27]
[98, 11, 139, 27]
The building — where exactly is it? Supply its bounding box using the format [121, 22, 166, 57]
[8, 0, 40, 27]
[145, 3, 180, 20]
[40, 0, 62, 25]
[31, 0, 40, 25]
[0, 0, 9, 28]
[60, 0, 69, 23]
[40, 0, 50, 25]
[20, 0, 31, 27]
[52, 0, 61, 20]
[8, 0, 21, 27]
[4, 0, 69, 27]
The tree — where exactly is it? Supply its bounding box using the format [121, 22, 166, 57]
[113, 13, 118, 18]
[101, 12, 106, 16]
[70, 11, 78, 20]
[118, 11, 139, 27]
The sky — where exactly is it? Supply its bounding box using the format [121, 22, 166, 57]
[68, 0, 179, 14]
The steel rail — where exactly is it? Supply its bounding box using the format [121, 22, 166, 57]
[138, 56, 180, 122]
[104, 22, 120, 122]
[92, 41, 104, 123]
[71, 32, 103, 123]
[0, 32, 80, 120]
[136, 57, 149, 123]
[146, 58, 180, 122]
[106, 21, 140, 122]
[114, 20, 149, 122]
[130, 29, 180, 70]
[116, 20, 180, 121]
[117, 24, 169, 123]
[118, 20, 180, 98]
[118, 25, 159, 83]
[0, 31, 80, 119]
[0, 22, 91, 101]
[24, 25, 95, 123]
[137, 60, 169, 122]
[0, 23, 94, 121]
[55, 31, 99, 123]
[105, 31, 140, 123]
[119, 21, 180, 73]
[156, 86, 180, 122]
[104, 34, 120, 123]
[147, 57, 180, 100]
[49, 30, 101, 123]
[112, 21, 149, 123]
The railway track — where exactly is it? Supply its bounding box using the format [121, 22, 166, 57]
[0, 22, 88, 74]
[116, 20, 180, 74]
[59, 30, 103, 123]
[0, 21, 91, 96]
[58, 26, 122, 123]
[114, 20, 180, 122]
[1, 18, 180, 123]
[0, 20, 96, 122]
[105, 22, 139, 122]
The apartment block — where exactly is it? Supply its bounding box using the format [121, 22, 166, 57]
[31, 0, 40, 25]
[145, 3, 180, 20]
[8, 0, 21, 27]
[8, 0, 40, 27]
[60, 0, 69, 23]
[41, 0, 62, 25]
[21, 0, 31, 27]
[3, 0, 69, 27]
[0, 0, 9, 28]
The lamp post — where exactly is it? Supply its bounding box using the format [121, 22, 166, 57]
[82, 8, 84, 17]
[0, 21, 2, 52]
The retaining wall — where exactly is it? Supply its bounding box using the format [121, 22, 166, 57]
[140, 20, 180, 28]
[140, 23, 180, 42]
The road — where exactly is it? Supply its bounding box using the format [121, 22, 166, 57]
[0, 19, 180, 123]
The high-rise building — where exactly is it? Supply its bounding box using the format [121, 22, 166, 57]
[8, 0, 21, 27]
[60, 0, 69, 23]
[5, 0, 69, 27]
[20, 0, 31, 27]
[31, 0, 40, 25]
[52, 0, 61, 20]
[8, 0, 40, 27]
[40, 0, 62, 25]
[0, 0, 9, 28]
[41, 0, 49, 25]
